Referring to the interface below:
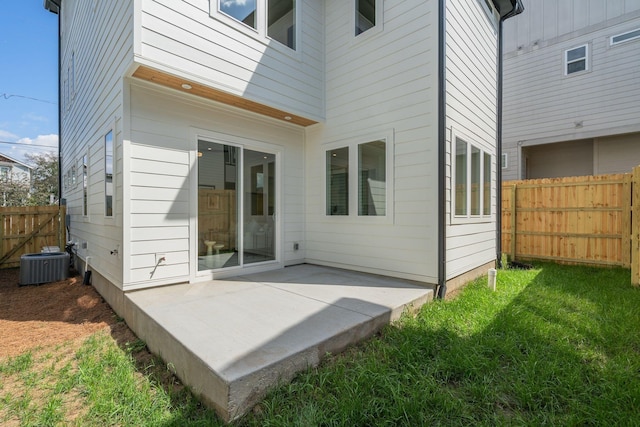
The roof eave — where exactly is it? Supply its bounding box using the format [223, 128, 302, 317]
[44, 0, 60, 14]
[492, 0, 524, 20]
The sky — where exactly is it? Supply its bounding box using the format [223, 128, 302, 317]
[0, 1, 59, 164]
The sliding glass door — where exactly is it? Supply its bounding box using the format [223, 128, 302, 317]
[197, 140, 276, 271]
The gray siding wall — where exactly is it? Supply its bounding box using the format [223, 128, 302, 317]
[502, 1, 640, 180]
[137, 0, 324, 121]
[60, 0, 134, 288]
[304, 0, 440, 283]
[445, 0, 499, 280]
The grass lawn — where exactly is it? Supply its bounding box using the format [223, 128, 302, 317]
[2, 263, 639, 426]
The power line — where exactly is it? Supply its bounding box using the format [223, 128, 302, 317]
[0, 140, 57, 149]
[1, 93, 57, 105]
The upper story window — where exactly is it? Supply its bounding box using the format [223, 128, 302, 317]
[220, 0, 257, 29]
[356, 0, 376, 35]
[217, 0, 297, 50]
[611, 28, 640, 46]
[268, 0, 296, 49]
[565, 44, 588, 75]
[0, 166, 10, 179]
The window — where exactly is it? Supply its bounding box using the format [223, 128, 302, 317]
[327, 147, 349, 215]
[83, 154, 88, 216]
[454, 137, 492, 218]
[501, 153, 507, 169]
[219, 0, 257, 29]
[358, 140, 386, 216]
[565, 45, 588, 75]
[105, 130, 113, 217]
[268, 0, 295, 49]
[0, 166, 9, 179]
[483, 152, 491, 216]
[611, 28, 640, 46]
[356, 0, 377, 35]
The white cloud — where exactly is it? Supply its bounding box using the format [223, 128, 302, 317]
[2, 134, 58, 164]
[221, 0, 248, 7]
[0, 129, 19, 140]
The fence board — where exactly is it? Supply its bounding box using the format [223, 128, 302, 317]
[502, 173, 630, 269]
[0, 205, 66, 269]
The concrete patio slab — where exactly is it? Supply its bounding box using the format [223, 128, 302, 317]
[123, 264, 434, 422]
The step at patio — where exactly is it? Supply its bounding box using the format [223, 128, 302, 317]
[123, 265, 434, 422]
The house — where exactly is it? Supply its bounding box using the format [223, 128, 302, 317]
[44, 0, 521, 418]
[0, 153, 32, 206]
[0, 153, 32, 181]
[501, 1, 640, 180]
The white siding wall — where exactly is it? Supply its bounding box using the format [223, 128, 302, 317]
[304, 0, 440, 283]
[60, 0, 133, 288]
[445, 0, 499, 279]
[502, 2, 640, 180]
[126, 83, 305, 288]
[137, 0, 324, 121]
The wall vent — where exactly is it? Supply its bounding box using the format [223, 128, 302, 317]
[19, 252, 69, 286]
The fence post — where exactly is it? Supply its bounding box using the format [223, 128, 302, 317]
[622, 174, 632, 268]
[511, 183, 517, 261]
[632, 166, 640, 286]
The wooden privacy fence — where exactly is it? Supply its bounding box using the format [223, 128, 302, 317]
[0, 205, 66, 269]
[502, 168, 640, 284]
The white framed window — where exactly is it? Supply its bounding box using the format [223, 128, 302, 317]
[355, 0, 383, 37]
[267, 0, 296, 49]
[325, 130, 393, 220]
[105, 129, 114, 217]
[610, 28, 640, 46]
[501, 153, 507, 169]
[82, 153, 88, 216]
[214, 0, 298, 51]
[565, 44, 589, 75]
[0, 166, 10, 179]
[326, 146, 349, 216]
[453, 136, 493, 220]
[219, 0, 257, 29]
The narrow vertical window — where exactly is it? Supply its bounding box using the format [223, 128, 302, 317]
[327, 147, 349, 215]
[105, 130, 113, 217]
[565, 45, 588, 75]
[455, 138, 467, 216]
[483, 152, 491, 216]
[220, 0, 257, 29]
[356, 0, 376, 35]
[358, 140, 386, 216]
[268, 0, 296, 49]
[83, 154, 88, 216]
[470, 146, 481, 216]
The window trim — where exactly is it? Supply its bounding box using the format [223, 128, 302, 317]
[451, 134, 493, 223]
[610, 28, 640, 46]
[324, 129, 394, 223]
[564, 44, 589, 76]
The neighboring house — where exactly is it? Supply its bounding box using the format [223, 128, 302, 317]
[502, 1, 640, 180]
[0, 153, 32, 206]
[0, 153, 31, 181]
[45, 0, 520, 346]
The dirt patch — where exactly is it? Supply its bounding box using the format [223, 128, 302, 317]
[0, 267, 120, 358]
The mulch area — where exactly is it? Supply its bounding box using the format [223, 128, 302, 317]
[0, 267, 122, 359]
